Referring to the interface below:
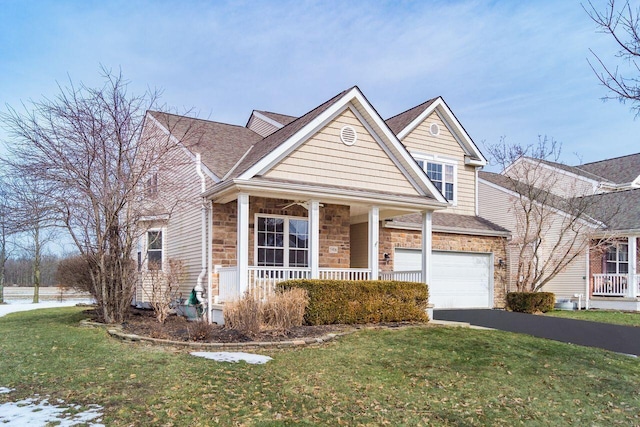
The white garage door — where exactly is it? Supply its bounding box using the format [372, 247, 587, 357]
[394, 249, 492, 309]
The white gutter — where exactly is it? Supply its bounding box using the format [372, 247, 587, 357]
[195, 154, 207, 316]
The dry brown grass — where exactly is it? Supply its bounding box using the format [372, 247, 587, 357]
[223, 293, 262, 336]
[223, 288, 309, 336]
[262, 288, 309, 332]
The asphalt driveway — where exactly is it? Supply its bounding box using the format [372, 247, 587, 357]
[434, 309, 640, 356]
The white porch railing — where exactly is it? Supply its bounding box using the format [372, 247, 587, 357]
[593, 274, 640, 297]
[216, 266, 374, 302]
[319, 268, 371, 280]
[380, 270, 423, 282]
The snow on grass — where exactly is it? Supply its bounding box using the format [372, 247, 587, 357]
[0, 395, 103, 426]
[0, 386, 14, 394]
[191, 351, 273, 364]
[0, 301, 92, 318]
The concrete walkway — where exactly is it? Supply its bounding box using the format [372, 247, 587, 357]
[434, 309, 640, 356]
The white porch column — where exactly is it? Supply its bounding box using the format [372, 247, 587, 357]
[309, 200, 320, 279]
[629, 236, 638, 298]
[422, 211, 433, 286]
[237, 193, 249, 295]
[368, 206, 380, 280]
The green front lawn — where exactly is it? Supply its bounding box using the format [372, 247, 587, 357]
[546, 309, 640, 327]
[1, 307, 639, 425]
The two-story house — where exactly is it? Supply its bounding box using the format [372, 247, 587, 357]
[479, 153, 640, 311]
[135, 86, 509, 321]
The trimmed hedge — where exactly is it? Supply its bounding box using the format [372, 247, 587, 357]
[277, 279, 429, 325]
[506, 292, 555, 313]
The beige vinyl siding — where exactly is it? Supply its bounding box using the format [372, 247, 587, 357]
[401, 112, 476, 215]
[137, 144, 213, 303]
[479, 180, 588, 300]
[264, 108, 420, 196]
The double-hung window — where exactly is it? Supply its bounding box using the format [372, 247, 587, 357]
[415, 156, 457, 203]
[256, 216, 309, 267]
[605, 243, 628, 274]
[147, 230, 163, 270]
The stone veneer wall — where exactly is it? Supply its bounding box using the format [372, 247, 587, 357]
[210, 197, 351, 296]
[379, 227, 508, 308]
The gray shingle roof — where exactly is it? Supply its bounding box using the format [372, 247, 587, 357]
[533, 158, 609, 183]
[226, 88, 353, 179]
[148, 111, 262, 179]
[582, 188, 640, 231]
[387, 211, 510, 236]
[385, 98, 438, 135]
[576, 153, 640, 184]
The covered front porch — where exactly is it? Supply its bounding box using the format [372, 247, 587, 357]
[590, 235, 640, 311]
[207, 181, 445, 308]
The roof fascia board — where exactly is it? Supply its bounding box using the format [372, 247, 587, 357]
[206, 179, 449, 210]
[252, 111, 285, 129]
[478, 177, 603, 228]
[145, 113, 220, 183]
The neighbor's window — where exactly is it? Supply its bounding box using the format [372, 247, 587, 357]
[256, 216, 308, 267]
[605, 243, 628, 274]
[147, 230, 163, 270]
[415, 157, 456, 202]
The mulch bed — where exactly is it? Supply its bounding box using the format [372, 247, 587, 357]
[93, 307, 353, 343]
[87, 307, 426, 344]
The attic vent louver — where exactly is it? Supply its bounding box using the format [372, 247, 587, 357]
[340, 125, 357, 146]
[429, 123, 440, 136]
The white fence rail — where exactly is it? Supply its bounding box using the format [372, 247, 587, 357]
[248, 267, 311, 300]
[592, 274, 640, 297]
[380, 270, 422, 282]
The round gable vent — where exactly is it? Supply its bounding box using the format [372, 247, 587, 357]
[429, 123, 440, 136]
[340, 125, 357, 146]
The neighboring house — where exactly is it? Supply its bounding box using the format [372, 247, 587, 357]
[135, 86, 510, 321]
[479, 153, 640, 311]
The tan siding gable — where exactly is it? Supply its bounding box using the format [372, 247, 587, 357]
[264, 108, 420, 196]
[402, 112, 476, 215]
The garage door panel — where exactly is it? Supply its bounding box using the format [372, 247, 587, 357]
[394, 249, 492, 309]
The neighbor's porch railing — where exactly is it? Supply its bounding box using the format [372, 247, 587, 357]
[592, 274, 640, 297]
[217, 266, 373, 302]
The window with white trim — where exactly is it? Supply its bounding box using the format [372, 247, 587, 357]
[147, 230, 163, 270]
[256, 215, 309, 267]
[605, 243, 628, 274]
[415, 156, 457, 203]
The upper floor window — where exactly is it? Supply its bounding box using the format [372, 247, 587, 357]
[605, 243, 628, 274]
[144, 172, 158, 198]
[415, 156, 457, 203]
[256, 215, 308, 267]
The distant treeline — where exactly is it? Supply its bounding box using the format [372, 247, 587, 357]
[3, 255, 61, 287]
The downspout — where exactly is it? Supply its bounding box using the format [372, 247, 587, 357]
[195, 154, 207, 317]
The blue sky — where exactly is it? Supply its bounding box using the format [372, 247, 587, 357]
[1, 0, 638, 170]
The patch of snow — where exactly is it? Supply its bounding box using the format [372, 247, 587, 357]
[0, 397, 103, 426]
[0, 387, 14, 394]
[0, 301, 92, 318]
[191, 351, 273, 364]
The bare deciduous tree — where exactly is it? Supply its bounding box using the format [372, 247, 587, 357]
[0, 174, 18, 304]
[585, 0, 640, 115]
[1, 68, 194, 322]
[141, 258, 185, 323]
[487, 136, 617, 292]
